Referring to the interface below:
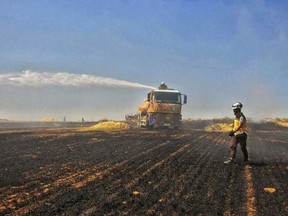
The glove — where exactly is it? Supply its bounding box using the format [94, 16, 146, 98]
[228, 131, 234, 137]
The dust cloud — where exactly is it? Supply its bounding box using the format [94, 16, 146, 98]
[243, 81, 283, 122]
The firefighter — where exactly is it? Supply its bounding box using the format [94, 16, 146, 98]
[224, 102, 249, 164]
[158, 82, 168, 90]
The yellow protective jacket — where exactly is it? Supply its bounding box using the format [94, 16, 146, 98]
[233, 113, 247, 135]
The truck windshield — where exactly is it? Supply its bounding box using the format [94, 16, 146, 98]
[154, 92, 181, 104]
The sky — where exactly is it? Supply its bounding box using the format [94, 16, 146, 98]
[0, 0, 287, 121]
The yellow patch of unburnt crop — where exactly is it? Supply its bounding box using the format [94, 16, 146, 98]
[268, 118, 288, 127]
[79, 121, 130, 131]
[205, 123, 232, 132]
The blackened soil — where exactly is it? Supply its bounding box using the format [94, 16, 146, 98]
[0, 123, 287, 215]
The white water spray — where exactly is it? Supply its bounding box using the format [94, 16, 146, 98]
[0, 70, 155, 89]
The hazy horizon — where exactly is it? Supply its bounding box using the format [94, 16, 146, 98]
[1, 1, 287, 121]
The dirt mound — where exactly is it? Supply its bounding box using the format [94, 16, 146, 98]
[205, 123, 232, 132]
[80, 121, 130, 131]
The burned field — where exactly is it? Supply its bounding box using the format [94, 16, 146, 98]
[0, 123, 287, 215]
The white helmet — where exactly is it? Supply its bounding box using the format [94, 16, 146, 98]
[232, 102, 243, 110]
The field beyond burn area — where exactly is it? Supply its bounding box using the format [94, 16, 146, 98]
[0, 122, 287, 215]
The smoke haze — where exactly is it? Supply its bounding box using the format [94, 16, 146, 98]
[0, 1, 287, 121]
[0, 70, 155, 89]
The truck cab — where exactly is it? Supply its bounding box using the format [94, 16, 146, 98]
[138, 87, 187, 129]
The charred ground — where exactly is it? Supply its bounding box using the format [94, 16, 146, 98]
[0, 121, 287, 215]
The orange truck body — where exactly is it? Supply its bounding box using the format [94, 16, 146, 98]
[137, 89, 187, 129]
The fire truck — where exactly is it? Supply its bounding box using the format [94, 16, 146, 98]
[137, 83, 187, 129]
